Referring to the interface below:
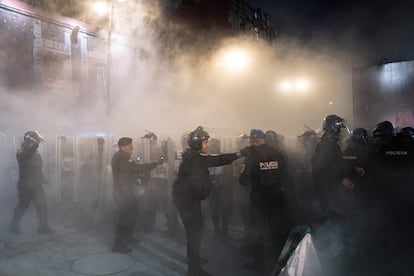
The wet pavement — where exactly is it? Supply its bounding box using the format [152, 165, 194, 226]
[0, 202, 268, 276]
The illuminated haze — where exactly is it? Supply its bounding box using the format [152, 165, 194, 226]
[0, 1, 355, 140]
[0, 2, 369, 274]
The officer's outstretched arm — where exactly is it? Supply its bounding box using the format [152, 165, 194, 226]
[133, 162, 158, 174]
[202, 153, 240, 168]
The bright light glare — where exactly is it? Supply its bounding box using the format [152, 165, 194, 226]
[92, 2, 109, 16]
[296, 79, 310, 91]
[279, 78, 311, 93]
[280, 81, 292, 92]
[222, 49, 248, 72]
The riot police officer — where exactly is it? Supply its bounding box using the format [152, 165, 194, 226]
[111, 137, 159, 253]
[370, 120, 397, 215]
[311, 115, 357, 218]
[240, 129, 289, 272]
[173, 126, 243, 276]
[341, 127, 372, 215]
[10, 131, 54, 235]
[311, 115, 361, 275]
[370, 122, 414, 273]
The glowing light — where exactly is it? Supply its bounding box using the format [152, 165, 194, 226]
[221, 48, 249, 72]
[278, 78, 312, 94]
[279, 81, 292, 92]
[295, 79, 310, 92]
[92, 1, 109, 16]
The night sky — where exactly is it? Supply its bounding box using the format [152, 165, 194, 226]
[251, 0, 414, 67]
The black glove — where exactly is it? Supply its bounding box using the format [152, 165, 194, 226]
[239, 146, 250, 157]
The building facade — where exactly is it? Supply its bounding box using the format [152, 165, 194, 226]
[0, 0, 277, 100]
[174, 0, 277, 45]
[0, 0, 106, 98]
[353, 60, 414, 129]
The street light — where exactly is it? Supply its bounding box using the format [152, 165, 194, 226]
[215, 47, 250, 74]
[92, 2, 109, 16]
[278, 78, 311, 94]
[279, 80, 292, 93]
[295, 79, 310, 92]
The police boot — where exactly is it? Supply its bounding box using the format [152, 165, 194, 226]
[38, 214, 54, 234]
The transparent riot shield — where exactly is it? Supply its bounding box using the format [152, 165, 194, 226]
[231, 134, 251, 242]
[0, 134, 19, 207]
[42, 135, 59, 203]
[161, 137, 178, 235]
[74, 135, 113, 212]
[135, 136, 158, 233]
[57, 135, 75, 202]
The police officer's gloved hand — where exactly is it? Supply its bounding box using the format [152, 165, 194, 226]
[239, 146, 250, 157]
[354, 166, 365, 176]
[159, 154, 166, 164]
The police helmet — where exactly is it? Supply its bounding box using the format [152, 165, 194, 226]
[209, 138, 221, 154]
[24, 130, 44, 145]
[351, 127, 369, 145]
[265, 130, 279, 144]
[323, 114, 347, 135]
[188, 126, 210, 151]
[372, 121, 394, 139]
[142, 132, 157, 141]
[398, 127, 414, 142]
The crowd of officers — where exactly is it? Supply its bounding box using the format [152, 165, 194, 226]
[8, 115, 414, 276]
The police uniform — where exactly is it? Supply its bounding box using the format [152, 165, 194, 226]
[311, 116, 356, 275]
[342, 137, 372, 213]
[353, 125, 414, 274]
[10, 141, 51, 234]
[111, 147, 157, 252]
[173, 148, 239, 275]
[312, 132, 351, 217]
[240, 143, 288, 270]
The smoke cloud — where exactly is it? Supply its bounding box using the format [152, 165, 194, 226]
[0, 1, 360, 140]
